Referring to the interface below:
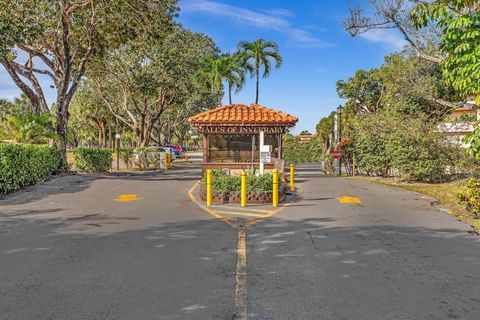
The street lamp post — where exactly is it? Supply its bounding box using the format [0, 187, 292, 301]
[115, 134, 121, 171]
[337, 105, 344, 176]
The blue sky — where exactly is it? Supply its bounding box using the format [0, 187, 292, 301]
[0, 0, 406, 133]
[177, 0, 406, 133]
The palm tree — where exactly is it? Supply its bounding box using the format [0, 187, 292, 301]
[195, 57, 224, 96]
[195, 54, 247, 105]
[221, 53, 247, 105]
[6, 113, 57, 144]
[237, 39, 283, 104]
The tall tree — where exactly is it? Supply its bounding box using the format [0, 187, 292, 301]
[344, 0, 444, 63]
[0, 0, 178, 167]
[337, 52, 459, 120]
[69, 81, 114, 147]
[91, 29, 217, 147]
[195, 53, 246, 105]
[411, 0, 480, 104]
[195, 57, 225, 101]
[222, 53, 247, 105]
[237, 39, 282, 104]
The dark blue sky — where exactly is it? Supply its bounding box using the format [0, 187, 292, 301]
[0, 0, 406, 133]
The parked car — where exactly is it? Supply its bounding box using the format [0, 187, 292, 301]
[156, 146, 177, 160]
[165, 145, 182, 158]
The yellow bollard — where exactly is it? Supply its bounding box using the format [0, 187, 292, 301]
[290, 164, 295, 192]
[163, 153, 168, 171]
[272, 169, 279, 208]
[206, 169, 213, 206]
[167, 153, 172, 169]
[241, 170, 247, 208]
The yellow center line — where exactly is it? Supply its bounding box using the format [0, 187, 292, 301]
[187, 180, 290, 320]
[233, 226, 247, 320]
[187, 181, 237, 228]
[216, 210, 268, 218]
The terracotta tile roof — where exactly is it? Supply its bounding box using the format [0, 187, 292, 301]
[188, 104, 298, 126]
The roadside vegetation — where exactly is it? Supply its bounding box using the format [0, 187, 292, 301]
[310, 0, 480, 227]
[0, 1, 283, 193]
[72, 148, 113, 174]
[0, 144, 60, 195]
[283, 134, 323, 163]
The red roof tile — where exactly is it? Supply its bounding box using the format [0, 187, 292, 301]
[188, 104, 298, 126]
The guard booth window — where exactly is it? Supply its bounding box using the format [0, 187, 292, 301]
[208, 134, 260, 162]
[208, 134, 280, 163]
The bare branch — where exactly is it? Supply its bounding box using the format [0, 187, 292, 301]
[1, 57, 46, 114]
[9, 59, 49, 113]
[344, 0, 444, 63]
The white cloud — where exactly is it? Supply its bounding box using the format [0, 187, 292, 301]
[263, 8, 295, 18]
[358, 29, 407, 50]
[181, 0, 330, 48]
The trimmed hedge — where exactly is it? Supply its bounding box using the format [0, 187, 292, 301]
[73, 147, 112, 173]
[206, 169, 283, 192]
[0, 143, 61, 195]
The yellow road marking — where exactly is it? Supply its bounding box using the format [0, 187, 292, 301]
[216, 210, 267, 218]
[337, 196, 362, 204]
[234, 226, 247, 320]
[187, 180, 290, 320]
[187, 181, 237, 228]
[115, 194, 144, 202]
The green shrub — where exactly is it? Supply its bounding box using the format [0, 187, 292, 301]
[118, 148, 134, 169]
[283, 137, 322, 163]
[352, 111, 457, 182]
[206, 170, 283, 192]
[457, 177, 480, 218]
[118, 147, 159, 169]
[388, 119, 455, 182]
[133, 147, 160, 169]
[73, 147, 112, 173]
[351, 111, 397, 176]
[0, 143, 61, 194]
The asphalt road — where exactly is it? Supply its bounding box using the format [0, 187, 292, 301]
[1, 156, 479, 320]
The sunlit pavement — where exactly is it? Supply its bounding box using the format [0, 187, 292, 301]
[1, 157, 479, 319]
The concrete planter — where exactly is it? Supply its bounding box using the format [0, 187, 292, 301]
[199, 184, 287, 205]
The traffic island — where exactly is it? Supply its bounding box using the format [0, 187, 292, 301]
[199, 184, 287, 205]
[198, 169, 289, 206]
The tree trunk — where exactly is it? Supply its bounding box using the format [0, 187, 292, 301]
[98, 128, 102, 147]
[107, 122, 112, 148]
[55, 102, 69, 171]
[255, 69, 260, 104]
[229, 82, 233, 105]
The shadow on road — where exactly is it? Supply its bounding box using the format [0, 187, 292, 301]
[0, 163, 201, 206]
[0, 174, 94, 206]
[1, 210, 479, 319]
